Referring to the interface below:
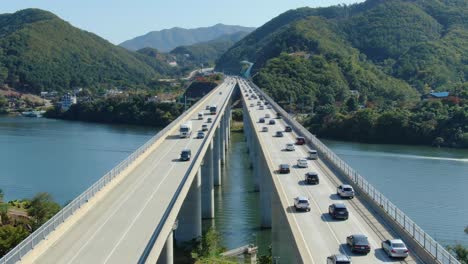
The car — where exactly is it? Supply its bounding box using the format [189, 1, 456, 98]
[250, 103, 254, 107]
[269, 119, 276, 125]
[262, 126, 269, 132]
[198, 112, 204, 120]
[219, 92, 222, 95]
[205, 105, 211, 110]
[276, 131, 284, 137]
[307, 149, 318, 160]
[201, 124, 209, 131]
[347, 234, 371, 254]
[196, 131, 205, 139]
[296, 137, 306, 145]
[285, 126, 292, 132]
[328, 203, 349, 220]
[381, 239, 409, 258]
[279, 164, 290, 174]
[259, 105, 264, 110]
[259, 118, 265, 123]
[276, 112, 282, 119]
[294, 196, 311, 212]
[207, 117, 213, 123]
[257, 101, 262, 105]
[180, 149, 192, 161]
[265, 113, 270, 118]
[285, 143, 295, 151]
[337, 184, 355, 199]
[327, 254, 352, 264]
[297, 159, 308, 168]
[305, 172, 319, 184]
[267, 105, 272, 109]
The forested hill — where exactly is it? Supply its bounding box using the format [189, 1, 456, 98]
[216, 0, 467, 105]
[0, 9, 174, 94]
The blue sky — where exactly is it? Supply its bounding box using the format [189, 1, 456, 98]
[1, 0, 363, 44]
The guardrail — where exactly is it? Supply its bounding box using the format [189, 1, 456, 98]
[248, 80, 460, 264]
[0, 80, 227, 264]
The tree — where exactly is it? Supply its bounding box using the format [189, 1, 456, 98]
[345, 96, 358, 112]
[27, 192, 61, 230]
[0, 225, 29, 256]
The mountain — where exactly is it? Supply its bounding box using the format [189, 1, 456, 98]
[0, 9, 173, 94]
[120, 24, 255, 52]
[170, 31, 250, 67]
[216, 0, 467, 106]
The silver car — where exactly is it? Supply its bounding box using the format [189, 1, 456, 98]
[327, 254, 351, 264]
[337, 184, 355, 199]
[297, 159, 308, 168]
[294, 196, 310, 212]
[382, 239, 409, 258]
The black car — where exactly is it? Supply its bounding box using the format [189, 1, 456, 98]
[276, 131, 284, 137]
[328, 203, 349, 220]
[285, 126, 292, 132]
[279, 164, 290, 174]
[259, 118, 265, 123]
[269, 119, 276, 125]
[346, 234, 371, 254]
[180, 149, 192, 161]
[305, 172, 319, 184]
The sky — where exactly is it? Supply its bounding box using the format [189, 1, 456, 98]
[1, 0, 363, 44]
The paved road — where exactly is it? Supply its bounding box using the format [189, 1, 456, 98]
[239, 79, 423, 264]
[25, 78, 235, 264]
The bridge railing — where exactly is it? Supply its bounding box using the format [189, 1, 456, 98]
[248, 80, 459, 264]
[1, 81, 225, 264]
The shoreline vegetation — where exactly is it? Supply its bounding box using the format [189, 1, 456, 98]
[0, 190, 61, 257]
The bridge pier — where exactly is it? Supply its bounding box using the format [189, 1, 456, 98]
[259, 150, 272, 228]
[220, 114, 226, 165]
[252, 134, 260, 192]
[202, 140, 215, 219]
[156, 230, 174, 264]
[214, 125, 222, 186]
[175, 167, 202, 245]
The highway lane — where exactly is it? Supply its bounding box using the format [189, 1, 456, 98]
[239, 80, 422, 264]
[26, 78, 235, 264]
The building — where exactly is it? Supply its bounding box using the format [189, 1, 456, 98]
[423, 91, 450, 100]
[61, 93, 77, 111]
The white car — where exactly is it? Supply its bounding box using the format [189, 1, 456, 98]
[337, 184, 355, 199]
[327, 254, 351, 264]
[265, 113, 270, 118]
[259, 105, 264, 110]
[285, 143, 295, 151]
[262, 126, 268, 132]
[294, 196, 310, 211]
[382, 239, 409, 258]
[250, 103, 254, 107]
[297, 159, 308, 168]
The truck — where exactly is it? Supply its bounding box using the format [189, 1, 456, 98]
[209, 105, 217, 115]
[179, 121, 192, 138]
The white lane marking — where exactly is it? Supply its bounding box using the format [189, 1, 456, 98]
[101, 81, 235, 263]
[65, 81, 233, 264]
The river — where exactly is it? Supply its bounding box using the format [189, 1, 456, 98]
[0, 116, 466, 256]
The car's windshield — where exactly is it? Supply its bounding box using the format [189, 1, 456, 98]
[343, 187, 353, 192]
[181, 128, 189, 132]
[392, 243, 406, 248]
[298, 200, 308, 204]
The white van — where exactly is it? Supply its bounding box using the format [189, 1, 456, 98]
[198, 112, 203, 120]
[308, 150, 318, 160]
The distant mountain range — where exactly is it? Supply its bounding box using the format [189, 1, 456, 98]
[120, 24, 255, 52]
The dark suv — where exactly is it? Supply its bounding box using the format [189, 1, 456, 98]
[328, 203, 349, 220]
[279, 164, 290, 174]
[180, 149, 191, 161]
[285, 126, 292, 132]
[305, 172, 319, 184]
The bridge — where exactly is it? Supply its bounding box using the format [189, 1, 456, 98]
[1, 77, 459, 264]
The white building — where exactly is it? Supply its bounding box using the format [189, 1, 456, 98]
[61, 93, 77, 111]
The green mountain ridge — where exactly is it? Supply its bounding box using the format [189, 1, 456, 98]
[0, 9, 174, 94]
[120, 24, 255, 52]
[216, 0, 467, 103]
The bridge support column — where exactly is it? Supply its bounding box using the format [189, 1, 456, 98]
[175, 167, 202, 244]
[220, 114, 226, 165]
[214, 125, 222, 186]
[202, 140, 214, 219]
[252, 135, 260, 192]
[259, 151, 272, 228]
[157, 230, 173, 264]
